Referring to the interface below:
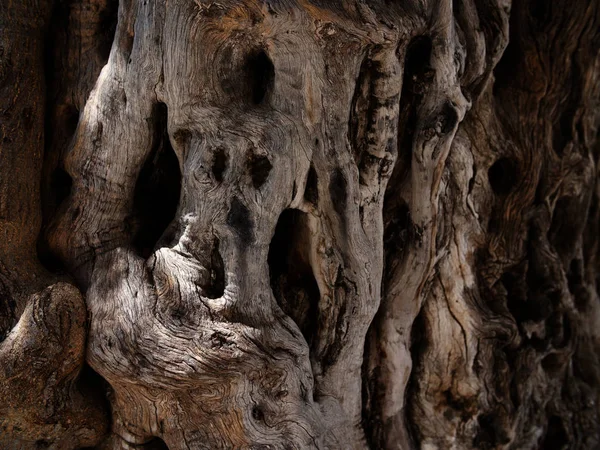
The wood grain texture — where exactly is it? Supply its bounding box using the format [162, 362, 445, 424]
[0, 0, 108, 447]
[0, 0, 599, 449]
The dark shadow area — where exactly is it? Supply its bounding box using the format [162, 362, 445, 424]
[491, 3, 522, 99]
[39, 0, 119, 274]
[51, 166, 73, 207]
[132, 103, 182, 258]
[403, 36, 434, 96]
[383, 200, 412, 274]
[212, 147, 228, 182]
[541, 415, 568, 450]
[97, 0, 119, 62]
[205, 238, 225, 299]
[488, 157, 518, 196]
[503, 266, 551, 324]
[403, 307, 429, 449]
[304, 164, 319, 205]
[473, 412, 511, 448]
[38, 167, 73, 274]
[227, 197, 254, 247]
[329, 168, 348, 218]
[144, 437, 170, 449]
[245, 49, 275, 105]
[268, 209, 320, 344]
[247, 151, 272, 189]
[76, 363, 112, 449]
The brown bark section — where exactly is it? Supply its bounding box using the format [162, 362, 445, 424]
[396, 3, 600, 448]
[0, 0, 108, 447]
[0, 0, 598, 449]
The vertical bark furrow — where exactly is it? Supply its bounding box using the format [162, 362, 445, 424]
[0, 1, 109, 446]
[132, 102, 182, 258]
[268, 209, 320, 344]
[403, 0, 600, 448]
[305, 30, 404, 443]
[365, 1, 475, 447]
[47, 0, 164, 281]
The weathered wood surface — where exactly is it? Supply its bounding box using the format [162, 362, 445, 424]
[0, 1, 108, 447]
[0, 0, 599, 449]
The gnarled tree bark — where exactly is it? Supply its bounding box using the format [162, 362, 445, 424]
[1, 0, 599, 449]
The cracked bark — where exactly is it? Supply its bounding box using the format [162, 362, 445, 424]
[1, 0, 600, 449]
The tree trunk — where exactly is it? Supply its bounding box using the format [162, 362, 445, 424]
[1, 0, 599, 448]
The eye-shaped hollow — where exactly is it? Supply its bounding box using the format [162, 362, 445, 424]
[218, 46, 275, 106]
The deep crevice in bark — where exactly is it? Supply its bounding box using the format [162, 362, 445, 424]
[132, 103, 181, 258]
[380, 35, 433, 202]
[304, 164, 319, 205]
[97, 1, 120, 63]
[268, 208, 319, 344]
[404, 306, 428, 448]
[361, 31, 428, 448]
[39, 0, 120, 279]
[50, 167, 73, 210]
[247, 149, 273, 189]
[144, 437, 170, 450]
[403, 36, 434, 97]
[349, 51, 382, 173]
[329, 168, 348, 220]
[541, 415, 569, 450]
[244, 49, 275, 106]
[38, 167, 73, 274]
[488, 157, 518, 196]
[474, 411, 512, 449]
[491, 12, 521, 100]
[212, 147, 228, 183]
[227, 196, 254, 247]
[383, 200, 412, 272]
[205, 237, 226, 299]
